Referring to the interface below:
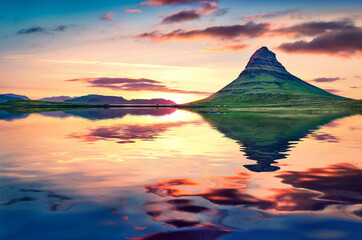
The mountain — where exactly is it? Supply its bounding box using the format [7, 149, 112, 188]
[128, 98, 176, 105]
[64, 94, 175, 105]
[0, 93, 30, 102]
[39, 96, 74, 102]
[201, 111, 348, 172]
[192, 47, 348, 105]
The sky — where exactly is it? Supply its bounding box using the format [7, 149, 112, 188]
[0, 0, 361, 103]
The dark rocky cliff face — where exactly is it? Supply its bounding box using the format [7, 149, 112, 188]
[244, 46, 287, 73]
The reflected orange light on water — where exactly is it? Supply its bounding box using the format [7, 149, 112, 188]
[0, 110, 361, 216]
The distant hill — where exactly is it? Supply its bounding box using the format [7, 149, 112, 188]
[0, 93, 30, 102]
[191, 47, 348, 105]
[39, 96, 74, 102]
[64, 94, 175, 105]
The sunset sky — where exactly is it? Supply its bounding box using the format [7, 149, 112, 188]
[0, 0, 361, 103]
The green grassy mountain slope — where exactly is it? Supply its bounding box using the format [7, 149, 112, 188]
[192, 47, 349, 105]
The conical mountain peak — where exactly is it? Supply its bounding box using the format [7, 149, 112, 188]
[245, 46, 287, 73]
[192, 46, 347, 105]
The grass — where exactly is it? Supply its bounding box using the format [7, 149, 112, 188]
[191, 68, 348, 105]
[185, 100, 362, 114]
[0, 100, 109, 108]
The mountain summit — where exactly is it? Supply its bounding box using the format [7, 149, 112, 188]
[193, 47, 347, 105]
[245, 46, 287, 73]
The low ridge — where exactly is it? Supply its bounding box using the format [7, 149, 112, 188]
[65, 94, 175, 105]
[192, 47, 348, 105]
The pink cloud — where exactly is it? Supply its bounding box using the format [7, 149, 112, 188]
[203, 43, 248, 52]
[102, 12, 114, 21]
[125, 9, 142, 13]
[141, 0, 211, 6]
[160, 1, 227, 24]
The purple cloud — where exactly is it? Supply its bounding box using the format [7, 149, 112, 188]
[66, 77, 211, 95]
[275, 19, 357, 37]
[138, 22, 270, 41]
[323, 88, 341, 93]
[243, 10, 303, 21]
[141, 0, 216, 6]
[161, 1, 227, 24]
[278, 28, 362, 56]
[311, 77, 341, 83]
[162, 10, 201, 24]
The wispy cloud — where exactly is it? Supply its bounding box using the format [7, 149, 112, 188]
[101, 12, 114, 20]
[323, 88, 341, 93]
[311, 77, 342, 82]
[161, 10, 201, 24]
[138, 22, 270, 41]
[161, 1, 227, 24]
[243, 10, 303, 20]
[125, 9, 142, 13]
[66, 77, 211, 95]
[274, 19, 357, 37]
[141, 0, 216, 6]
[136, 16, 362, 57]
[203, 43, 248, 52]
[16, 25, 69, 35]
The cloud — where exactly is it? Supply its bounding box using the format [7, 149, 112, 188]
[278, 28, 362, 56]
[274, 19, 357, 37]
[66, 77, 211, 95]
[243, 10, 303, 21]
[203, 43, 248, 52]
[17, 26, 47, 34]
[16, 25, 69, 35]
[198, 1, 227, 16]
[138, 22, 270, 41]
[125, 9, 142, 13]
[311, 77, 341, 82]
[323, 88, 341, 93]
[140, 0, 216, 6]
[102, 12, 114, 20]
[160, 1, 227, 24]
[350, 86, 360, 89]
[162, 10, 201, 24]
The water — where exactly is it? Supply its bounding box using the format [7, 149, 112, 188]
[0, 108, 361, 240]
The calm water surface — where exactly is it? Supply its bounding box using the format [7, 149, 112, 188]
[0, 108, 361, 240]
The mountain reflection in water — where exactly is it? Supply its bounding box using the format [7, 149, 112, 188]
[0, 108, 361, 240]
[200, 112, 348, 172]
